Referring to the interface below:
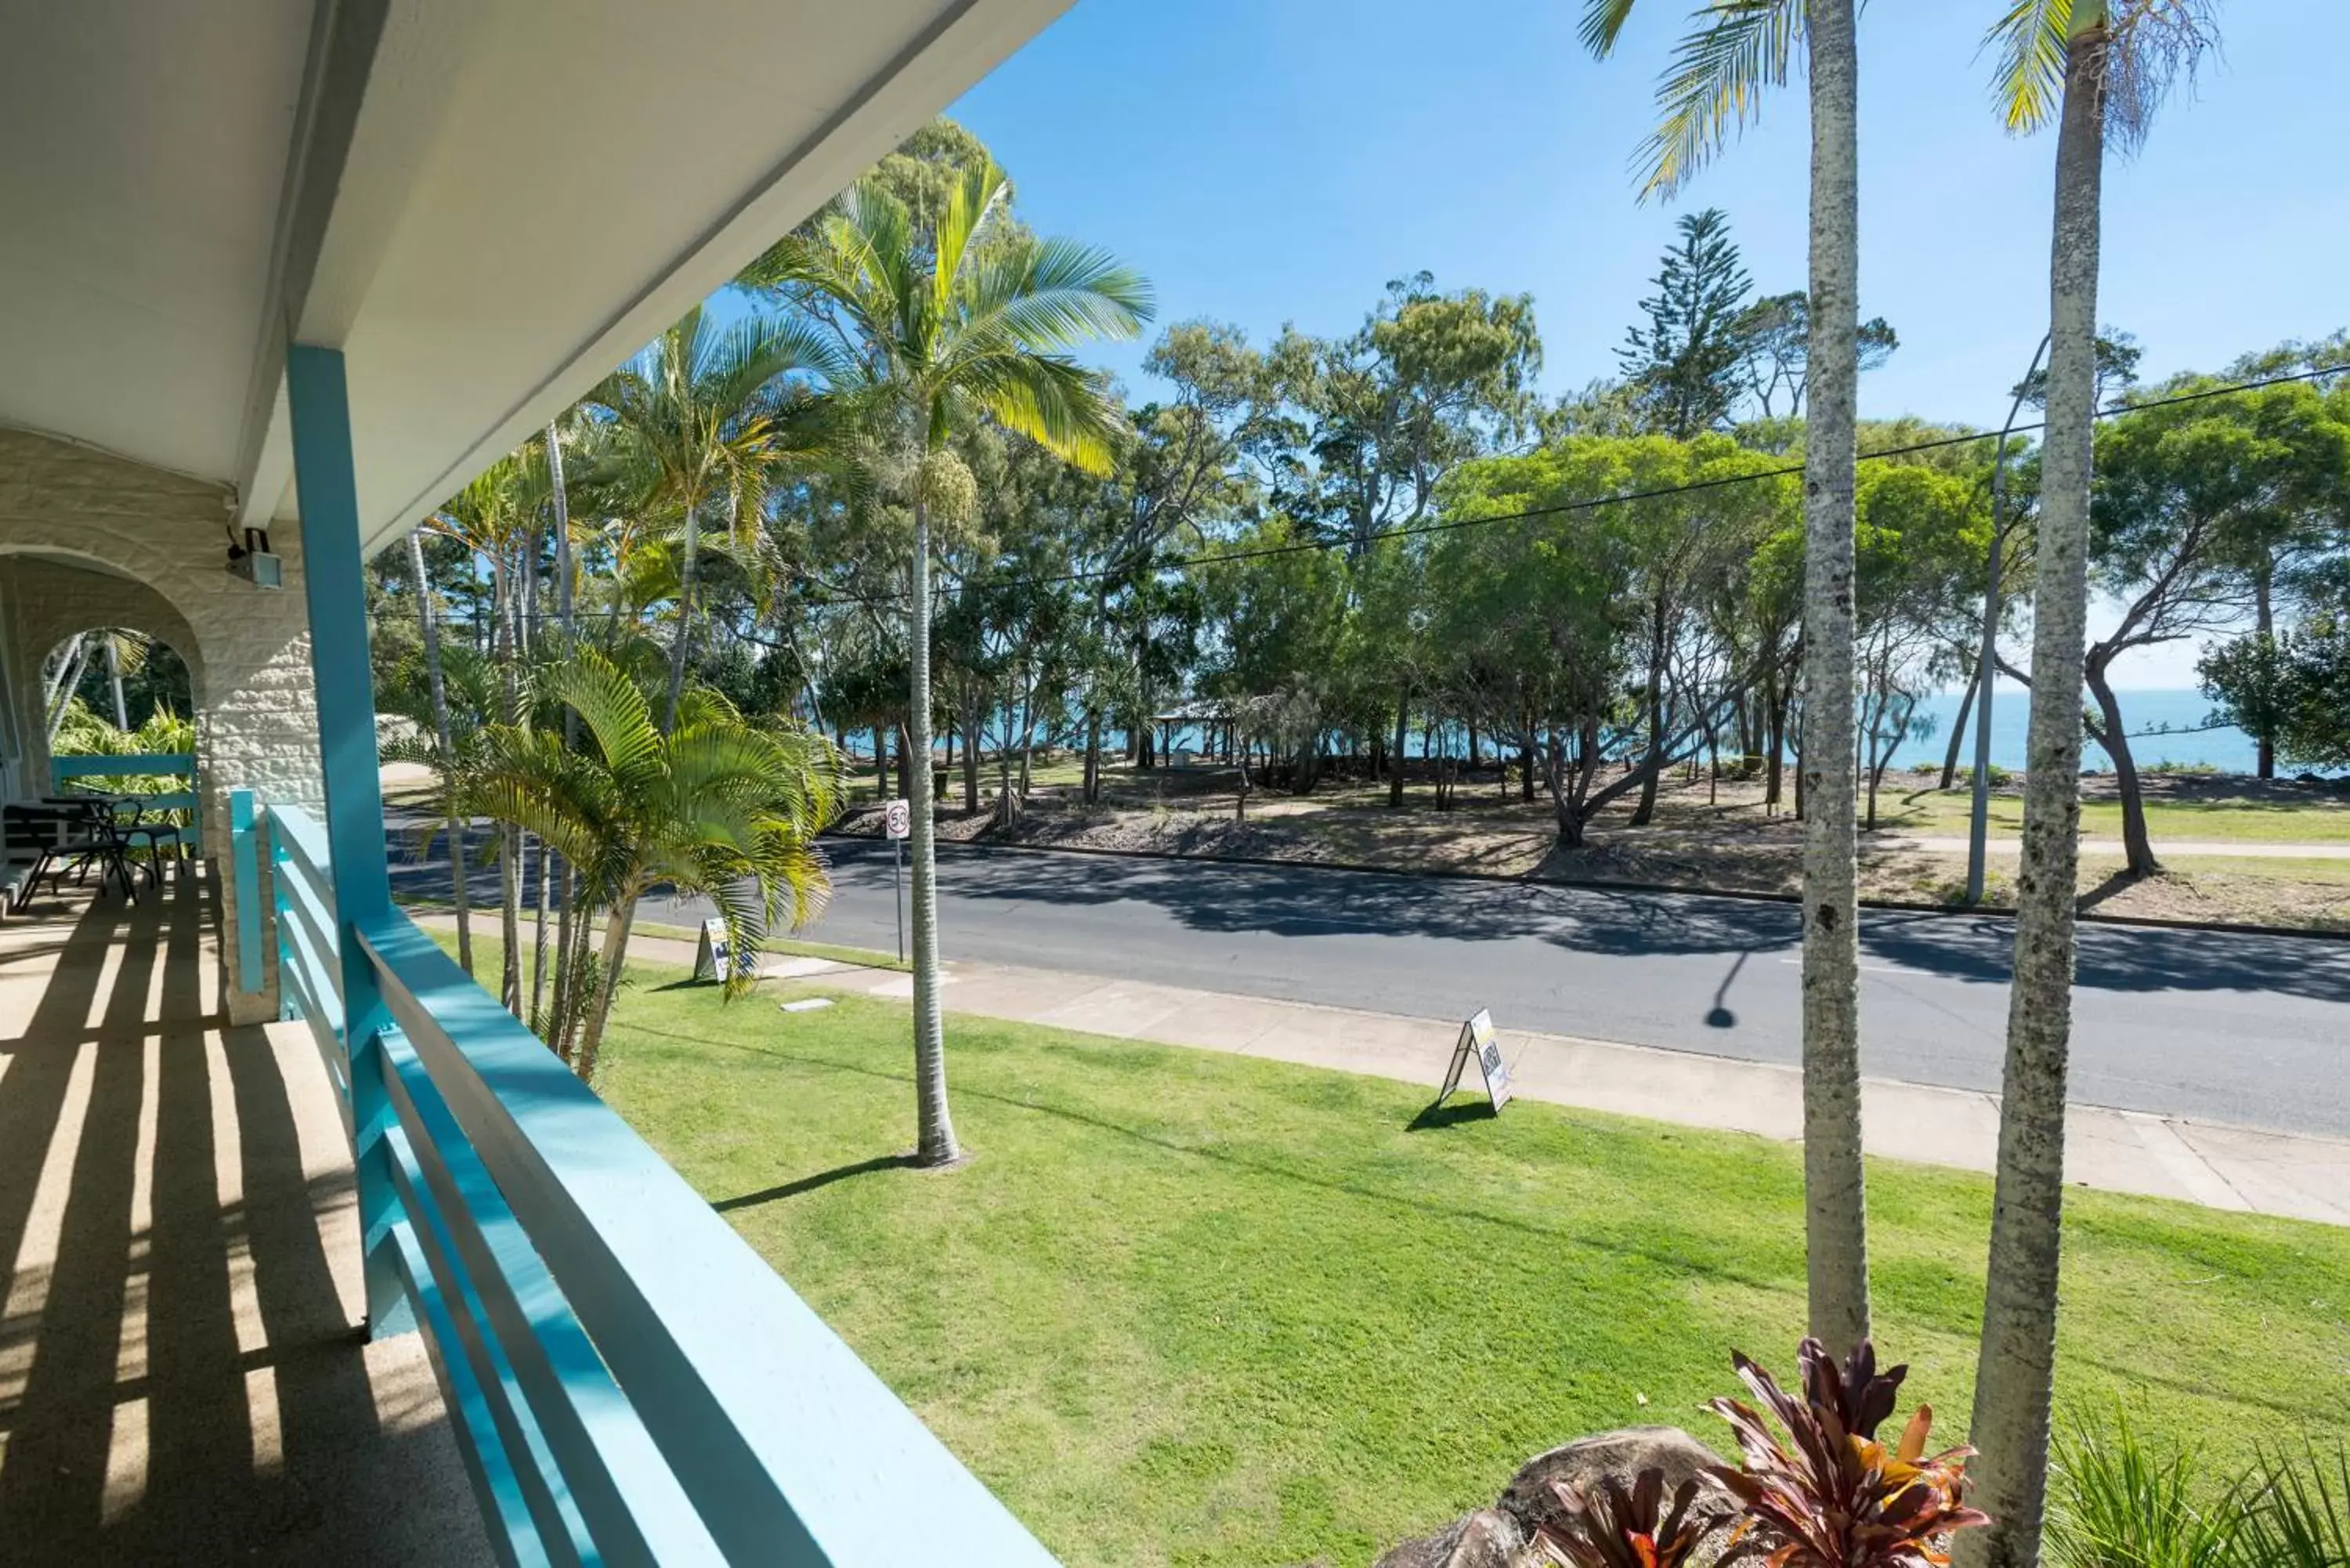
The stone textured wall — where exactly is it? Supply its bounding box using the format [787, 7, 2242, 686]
[0, 426, 327, 1023]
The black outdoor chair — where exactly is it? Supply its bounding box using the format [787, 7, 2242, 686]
[5, 802, 136, 911]
[52, 793, 184, 887]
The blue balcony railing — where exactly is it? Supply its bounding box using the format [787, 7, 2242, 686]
[52, 751, 200, 846]
[239, 793, 1059, 1566]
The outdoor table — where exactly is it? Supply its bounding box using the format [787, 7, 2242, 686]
[5, 800, 136, 907]
[49, 791, 184, 886]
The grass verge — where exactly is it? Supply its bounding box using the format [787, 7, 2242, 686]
[523, 948, 2350, 1567]
[398, 900, 910, 973]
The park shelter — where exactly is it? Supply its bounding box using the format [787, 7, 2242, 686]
[0, 2, 1075, 1562]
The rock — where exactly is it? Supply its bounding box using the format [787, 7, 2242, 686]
[1495, 1425, 1731, 1541]
[1371, 1507, 1531, 1568]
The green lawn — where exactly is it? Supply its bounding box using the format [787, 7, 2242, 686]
[519, 955, 2350, 1567]
[1879, 785, 2350, 844]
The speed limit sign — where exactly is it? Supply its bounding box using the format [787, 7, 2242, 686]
[884, 798, 912, 840]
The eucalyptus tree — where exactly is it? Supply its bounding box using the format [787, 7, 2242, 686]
[1438, 435, 1785, 843]
[1728, 290, 1898, 421]
[1961, 5, 2222, 1564]
[589, 303, 837, 732]
[2082, 377, 2349, 864]
[1091, 322, 1265, 779]
[742, 155, 1150, 1167]
[1262, 273, 1541, 559]
[1582, 0, 1874, 1359]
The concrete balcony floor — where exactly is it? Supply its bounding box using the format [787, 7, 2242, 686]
[0, 870, 491, 1565]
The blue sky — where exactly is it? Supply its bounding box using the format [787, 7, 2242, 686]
[956, 0, 2345, 424]
[718, 0, 2338, 688]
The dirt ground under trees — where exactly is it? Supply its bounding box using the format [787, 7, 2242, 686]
[837, 753, 2350, 934]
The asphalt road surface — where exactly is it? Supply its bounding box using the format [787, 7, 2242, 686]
[392, 825, 2350, 1140]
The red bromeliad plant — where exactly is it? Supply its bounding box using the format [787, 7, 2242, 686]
[1535, 1469, 1714, 1568]
[1708, 1339, 1990, 1568]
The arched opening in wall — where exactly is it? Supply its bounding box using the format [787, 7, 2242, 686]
[31, 628, 202, 861]
[42, 627, 196, 750]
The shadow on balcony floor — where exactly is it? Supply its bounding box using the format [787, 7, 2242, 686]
[0, 873, 492, 1566]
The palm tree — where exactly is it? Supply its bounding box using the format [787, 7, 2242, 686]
[1958, 7, 2218, 1566]
[589, 304, 836, 732]
[743, 156, 1152, 1166]
[404, 529, 477, 977]
[427, 455, 548, 1018]
[541, 417, 580, 1039]
[472, 649, 840, 1079]
[1580, 0, 1872, 1357]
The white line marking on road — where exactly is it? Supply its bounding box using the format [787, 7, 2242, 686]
[1778, 957, 1911, 977]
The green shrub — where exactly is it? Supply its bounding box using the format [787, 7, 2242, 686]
[2046, 1407, 2243, 1568]
[2044, 1411, 2350, 1568]
[2235, 1443, 2349, 1568]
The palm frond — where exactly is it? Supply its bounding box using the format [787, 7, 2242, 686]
[963, 235, 1154, 354]
[1578, 0, 1644, 56]
[1984, 0, 2078, 135]
[932, 154, 1013, 325]
[951, 352, 1127, 475]
[544, 649, 662, 785]
[1635, 0, 1802, 200]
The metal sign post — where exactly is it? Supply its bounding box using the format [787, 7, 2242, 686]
[694, 916, 732, 983]
[884, 798, 910, 965]
[1434, 1007, 1512, 1111]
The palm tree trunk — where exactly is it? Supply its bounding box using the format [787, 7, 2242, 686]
[663, 499, 702, 734]
[45, 640, 89, 741]
[551, 885, 601, 1068]
[45, 632, 85, 717]
[547, 419, 577, 1048]
[906, 496, 960, 1165]
[1797, 0, 1870, 1363]
[530, 834, 552, 1031]
[1954, 25, 2106, 1568]
[410, 531, 474, 975]
[495, 548, 522, 1018]
[575, 897, 639, 1083]
[105, 638, 130, 729]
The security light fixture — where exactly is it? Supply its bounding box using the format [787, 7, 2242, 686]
[227, 526, 283, 589]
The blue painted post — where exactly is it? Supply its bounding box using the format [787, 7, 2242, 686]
[230, 789, 263, 996]
[285, 342, 410, 1337]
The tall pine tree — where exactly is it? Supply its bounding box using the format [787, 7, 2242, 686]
[1618, 208, 1752, 438]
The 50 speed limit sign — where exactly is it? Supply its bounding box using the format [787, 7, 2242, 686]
[884, 798, 912, 840]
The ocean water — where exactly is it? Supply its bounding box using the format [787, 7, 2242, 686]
[1115, 688, 2291, 776]
[1910, 686, 2259, 775]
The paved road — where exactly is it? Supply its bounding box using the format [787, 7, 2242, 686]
[391, 824, 2350, 1140]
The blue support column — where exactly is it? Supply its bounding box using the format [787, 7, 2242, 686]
[230, 789, 264, 995]
[286, 342, 411, 1337]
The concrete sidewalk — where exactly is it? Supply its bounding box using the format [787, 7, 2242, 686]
[1882, 833, 2350, 860]
[443, 918, 2350, 1227]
